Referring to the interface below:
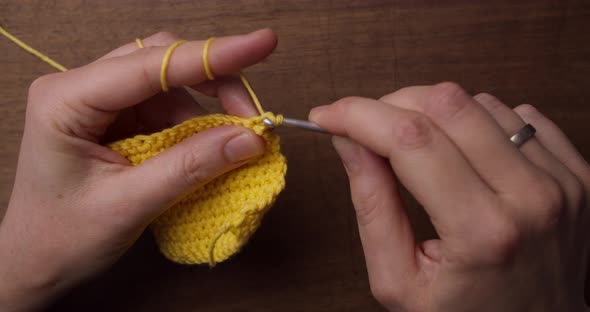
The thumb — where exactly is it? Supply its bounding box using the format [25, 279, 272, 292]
[110, 126, 265, 219]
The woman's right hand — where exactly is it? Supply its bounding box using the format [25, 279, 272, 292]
[310, 83, 589, 311]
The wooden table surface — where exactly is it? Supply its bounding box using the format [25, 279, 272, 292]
[1, 1, 589, 311]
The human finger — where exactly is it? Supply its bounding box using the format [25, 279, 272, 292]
[514, 104, 590, 184]
[52, 29, 277, 113]
[310, 98, 496, 239]
[96, 31, 182, 61]
[474, 94, 583, 221]
[379, 83, 542, 196]
[32, 29, 277, 141]
[95, 31, 209, 130]
[135, 88, 208, 129]
[333, 136, 417, 291]
[97, 32, 260, 118]
[105, 126, 265, 220]
[191, 76, 259, 117]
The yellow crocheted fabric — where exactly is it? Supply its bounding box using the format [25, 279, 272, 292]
[109, 114, 287, 265]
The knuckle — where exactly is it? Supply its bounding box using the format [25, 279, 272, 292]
[474, 93, 503, 110]
[565, 176, 586, 219]
[534, 176, 566, 230]
[566, 176, 585, 206]
[394, 113, 432, 150]
[579, 164, 590, 179]
[334, 96, 365, 109]
[427, 82, 470, 120]
[473, 92, 498, 102]
[331, 96, 367, 118]
[27, 74, 63, 116]
[139, 49, 161, 92]
[480, 214, 522, 265]
[178, 149, 209, 186]
[530, 172, 560, 198]
[28, 74, 57, 99]
[379, 85, 420, 105]
[149, 31, 180, 44]
[370, 283, 398, 308]
[514, 172, 566, 232]
[514, 104, 539, 119]
[353, 188, 385, 226]
[378, 91, 397, 103]
[578, 166, 590, 190]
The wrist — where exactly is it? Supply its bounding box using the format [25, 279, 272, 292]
[0, 217, 63, 311]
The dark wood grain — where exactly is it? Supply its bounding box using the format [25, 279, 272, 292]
[1, 1, 589, 311]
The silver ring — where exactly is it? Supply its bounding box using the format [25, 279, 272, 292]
[510, 124, 536, 147]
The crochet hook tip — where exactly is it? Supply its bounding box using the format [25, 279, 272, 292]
[263, 117, 330, 134]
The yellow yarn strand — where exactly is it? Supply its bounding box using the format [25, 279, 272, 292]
[203, 37, 216, 80]
[239, 72, 266, 116]
[201, 37, 282, 127]
[160, 40, 187, 92]
[208, 204, 248, 267]
[135, 38, 145, 48]
[0, 25, 67, 72]
[239, 72, 283, 126]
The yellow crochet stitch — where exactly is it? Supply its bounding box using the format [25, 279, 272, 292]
[109, 114, 286, 265]
[1, 26, 288, 266]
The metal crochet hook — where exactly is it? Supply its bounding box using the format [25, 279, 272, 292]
[263, 117, 329, 134]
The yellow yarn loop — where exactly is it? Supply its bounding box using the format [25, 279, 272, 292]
[203, 37, 216, 80]
[160, 40, 187, 92]
[2, 27, 288, 266]
[202, 37, 283, 127]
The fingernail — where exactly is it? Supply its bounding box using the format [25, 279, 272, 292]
[309, 105, 328, 122]
[224, 132, 265, 163]
[332, 136, 361, 174]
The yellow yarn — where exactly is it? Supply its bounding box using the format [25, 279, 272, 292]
[202, 38, 283, 126]
[159, 40, 187, 92]
[0, 25, 67, 72]
[203, 37, 216, 81]
[3, 27, 288, 266]
[135, 38, 145, 49]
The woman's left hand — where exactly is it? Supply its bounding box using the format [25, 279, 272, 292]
[0, 29, 277, 311]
